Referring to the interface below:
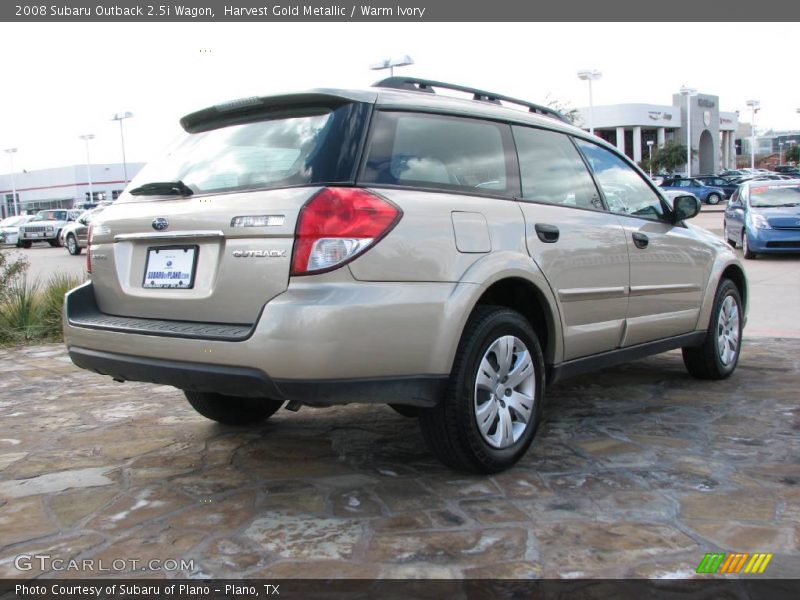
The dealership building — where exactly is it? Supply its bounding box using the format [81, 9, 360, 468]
[0, 162, 143, 219]
[576, 91, 739, 174]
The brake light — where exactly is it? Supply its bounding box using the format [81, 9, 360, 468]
[86, 224, 94, 274]
[291, 187, 402, 276]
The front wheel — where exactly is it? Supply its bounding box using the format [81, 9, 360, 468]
[682, 279, 743, 380]
[20, 240, 32, 249]
[742, 229, 757, 259]
[723, 223, 737, 248]
[183, 390, 284, 425]
[706, 193, 721, 205]
[419, 306, 545, 473]
[66, 234, 82, 255]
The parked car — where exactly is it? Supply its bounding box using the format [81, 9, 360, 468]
[659, 177, 727, 205]
[0, 214, 34, 246]
[17, 209, 81, 248]
[64, 77, 748, 473]
[720, 169, 747, 178]
[59, 206, 106, 255]
[724, 180, 800, 259]
[774, 165, 800, 176]
[693, 176, 739, 199]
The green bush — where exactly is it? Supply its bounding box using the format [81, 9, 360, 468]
[0, 252, 85, 345]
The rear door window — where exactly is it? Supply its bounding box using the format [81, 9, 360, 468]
[513, 126, 604, 210]
[361, 111, 517, 196]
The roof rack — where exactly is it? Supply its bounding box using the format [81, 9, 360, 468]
[373, 77, 570, 123]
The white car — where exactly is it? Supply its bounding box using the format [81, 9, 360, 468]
[0, 215, 34, 246]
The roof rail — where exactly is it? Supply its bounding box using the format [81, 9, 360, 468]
[372, 77, 570, 123]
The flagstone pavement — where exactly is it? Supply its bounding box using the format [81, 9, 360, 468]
[0, 339, 798, 579]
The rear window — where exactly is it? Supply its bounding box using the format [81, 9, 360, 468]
[120, 103, 367, 199]
[361, 111, 516, 196]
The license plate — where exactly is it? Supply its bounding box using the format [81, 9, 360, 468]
[143, 246, 198, 289]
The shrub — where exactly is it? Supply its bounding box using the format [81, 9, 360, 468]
[0, 260, 85, 345]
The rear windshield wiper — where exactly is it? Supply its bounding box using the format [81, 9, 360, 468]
[129, 181, 194, 197]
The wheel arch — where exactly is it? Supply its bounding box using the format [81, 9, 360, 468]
[696, 259, 748, 331]
[442, 255, 564, 374]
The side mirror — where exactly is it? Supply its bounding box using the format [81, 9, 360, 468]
[79, 217, 88, 225]
[672, 194, 701, 222]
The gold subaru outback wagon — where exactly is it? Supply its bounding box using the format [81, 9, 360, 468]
[64, 78, 747, 472]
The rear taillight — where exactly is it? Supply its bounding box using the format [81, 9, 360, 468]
[291, 187, 402, 276]
[86, 224, 94, 274]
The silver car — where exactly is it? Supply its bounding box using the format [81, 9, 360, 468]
[64, 78, 747, 472]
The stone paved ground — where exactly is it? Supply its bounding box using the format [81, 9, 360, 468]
[0, 340, 798, 579]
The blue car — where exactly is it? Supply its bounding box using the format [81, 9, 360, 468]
[660, 177, 727, 205]
[724, 180, 800, 259]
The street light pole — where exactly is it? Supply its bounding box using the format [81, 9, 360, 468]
[647, 140, 655, 178]
[779, 141, 784, 166]
[680, 86, 697, 177]
[4, 148, 19, 217]
[746, 99, 760, 170]
[79, 134, 95, 207]
[577, 69, 602, 135]
[111, 111, 133, 185]
[370, 55, 414, 78]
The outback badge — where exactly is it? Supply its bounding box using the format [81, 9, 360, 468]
[152, 218, 169, 231]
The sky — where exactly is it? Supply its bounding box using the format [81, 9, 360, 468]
[1, 21, 798, 173]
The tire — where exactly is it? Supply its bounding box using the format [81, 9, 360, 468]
[48, 239, 61, 248]
[706, 193, 721, 205]
[183, 390, 283, 425]
[723, 223, 736, 248]
[389, 404, 420, 418]
[419, 306, 545, 473]
[741, 229, 757, 259]
[66, 234, 82, 255]
[682, 279, 743, 380]
[20, 240, 32, 249]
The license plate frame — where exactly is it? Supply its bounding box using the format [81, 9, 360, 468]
[142, 245, 199, 289]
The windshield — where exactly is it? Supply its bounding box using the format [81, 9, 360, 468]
[32, 210, 67, 222]
[121, 103, 367, 199]
[749, 185, 800, 208]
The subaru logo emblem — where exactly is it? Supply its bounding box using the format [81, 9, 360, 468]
[152, 218, 169, 231]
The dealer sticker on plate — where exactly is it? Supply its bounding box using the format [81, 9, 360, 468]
[143, 246, 197, 289]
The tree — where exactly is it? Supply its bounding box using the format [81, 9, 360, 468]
[786, 145, 800, 165]
[545, 95, 579, 125]
[650, 142, 696, 174]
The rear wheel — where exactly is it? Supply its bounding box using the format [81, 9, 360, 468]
[742, 229, 757, 259]
[66, 234, 82, 255]
[419, 306, 545, 473]
[183, 390, 283, 425]
[706, 193, 721, 205]
[682, 279, 743, 380]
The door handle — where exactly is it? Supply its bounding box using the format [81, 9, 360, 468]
[632, 232, 649, 249]
[534, 223, 560, 243]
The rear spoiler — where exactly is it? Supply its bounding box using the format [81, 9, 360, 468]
[180, 92, 365, 133]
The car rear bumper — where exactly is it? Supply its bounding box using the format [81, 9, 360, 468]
[68, 346, 446, 406]
[64, 280, 461, 406]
